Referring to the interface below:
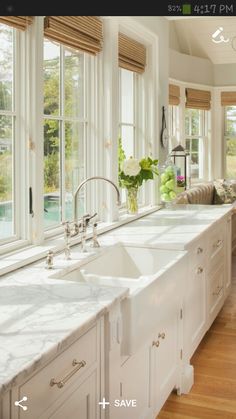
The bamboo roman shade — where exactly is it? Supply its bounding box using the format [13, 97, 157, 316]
[169, 84, 180, 106]
[185, 88, 211, 110]
[221, 92, 236, 106]
[44, 16, 103, 55]
[118, 33, 146, 74]
[0, 16, 33, 30]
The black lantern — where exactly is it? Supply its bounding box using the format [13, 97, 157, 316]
[170, 144, 190, 191]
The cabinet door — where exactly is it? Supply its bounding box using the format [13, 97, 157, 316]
[185, 264, 206, 358]
[208, 261, 224, 328]
[151, 302, 180, 414]
[40, 371, 97, 419]
[225, 216, 232, 295]
[114, 344, 151, 419]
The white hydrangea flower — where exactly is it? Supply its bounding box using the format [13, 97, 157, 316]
[122, 158, 141, 176]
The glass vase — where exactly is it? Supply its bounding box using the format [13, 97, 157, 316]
[126, 187, 138, 214]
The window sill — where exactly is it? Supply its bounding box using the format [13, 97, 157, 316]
[0, 205, 161, 278]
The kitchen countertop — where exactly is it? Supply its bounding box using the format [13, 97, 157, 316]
[0, 261, 128, 396]
[0, 203, 233, 397]
[102, 204, 233, 249]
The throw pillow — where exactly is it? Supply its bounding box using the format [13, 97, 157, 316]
[213, 179, 236, 204]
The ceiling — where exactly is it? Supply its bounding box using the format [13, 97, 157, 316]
[170, 17, 236, 64]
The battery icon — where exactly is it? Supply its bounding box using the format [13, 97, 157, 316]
[182, 4, 191, 14]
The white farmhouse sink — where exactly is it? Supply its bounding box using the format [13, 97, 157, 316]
[53, 243, 187, 354]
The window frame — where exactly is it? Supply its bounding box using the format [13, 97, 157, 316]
[184, 107, 209, 182]
[0, 24, 28, 250]
[224, 105, 236, 179]
[43, 40, 90, 235]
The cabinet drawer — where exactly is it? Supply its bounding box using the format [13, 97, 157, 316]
[18, 325, 97, 418]
[208, 223, 225, 267]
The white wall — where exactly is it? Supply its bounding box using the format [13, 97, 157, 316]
[214, 64, 236, 86]
[134, 17, 169, 163]
[170, 49, 214, 86]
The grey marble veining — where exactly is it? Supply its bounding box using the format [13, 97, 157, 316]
[0, 269, 128, 395]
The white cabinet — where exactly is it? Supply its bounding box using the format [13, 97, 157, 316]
[225, 215, 232, 296]
[116, 344, 151, 419]
[184, 237, 207, 359]
[207, 218, 227, 328]
[150, 300, 181, 414]
[10, 322, 101, 419]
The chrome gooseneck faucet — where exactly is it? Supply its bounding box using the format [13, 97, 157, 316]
[73, 176, 121, 223]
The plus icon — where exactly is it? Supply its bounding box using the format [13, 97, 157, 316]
[99, 397, 110, 409]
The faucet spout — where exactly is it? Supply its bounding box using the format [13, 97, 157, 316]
[73, 176, 121, 222]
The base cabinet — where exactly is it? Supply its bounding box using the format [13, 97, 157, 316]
[151, 300, 181, 414]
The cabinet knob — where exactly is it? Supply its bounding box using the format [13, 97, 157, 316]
[152, 340, 160, 348]
[158, 332, 165, 340]
[216, 239, 223, 248]
[197, 247, 203, 254]
[197, 267, 203, 274]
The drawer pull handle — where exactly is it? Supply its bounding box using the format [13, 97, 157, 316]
[214, 239, 223, 249]
[152, 340, 160, 348]
[197, 247, 203, 254]
[158, 332, 165, 340]
[50, 359, 86, 389]
[197, 267, 203, 274]
[213, 286, 223, 296]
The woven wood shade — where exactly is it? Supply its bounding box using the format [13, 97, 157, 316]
[169, 84, 180, 106]
[44, 16, 103, 55]
[0, 16, 33, 30]
[186, 88, 211, 110]
[221, 91, 236, 106]
[118, 33, 146, 74]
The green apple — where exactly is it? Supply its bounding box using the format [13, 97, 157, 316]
[169, 191, 177, 200]
[166, 179, 175, 190]
[160, 185, 169, 194]
[165, 166, 174, 174]
[161, 173, 169, 184]
[161, 193, 170, 201]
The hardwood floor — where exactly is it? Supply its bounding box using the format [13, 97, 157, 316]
[157, 257, 236, 419]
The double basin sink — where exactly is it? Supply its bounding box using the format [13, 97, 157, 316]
[52, 243, 186, 354]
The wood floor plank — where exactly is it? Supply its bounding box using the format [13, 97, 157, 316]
[157, 260, 236, 419]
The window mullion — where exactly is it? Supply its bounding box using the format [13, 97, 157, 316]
[60, 46, 65, 222]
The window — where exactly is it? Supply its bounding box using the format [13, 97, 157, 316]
[43, 39, 88, 230]
[119, 68, 136, 159]
[224, 106, 236, 179]
[0, 24, 18, 242]
[185, 108, 207, 180]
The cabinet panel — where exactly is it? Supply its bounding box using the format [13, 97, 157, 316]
[116, 344, 151, 419]
[208, 261, 224, 327]
[225, 216, 232, 295]
[41, 371, 97, 419]
[185, 263, 206, 358]
[151, 301, 180, 413]
[18, 325, 97, 419]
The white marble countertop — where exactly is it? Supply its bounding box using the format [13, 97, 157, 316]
[0, 203, 233, 397]
[101, 204, 233, 250]
[0, 263, 128, 396]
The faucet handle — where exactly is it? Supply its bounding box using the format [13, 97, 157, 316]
[82, 212, 97, 227]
